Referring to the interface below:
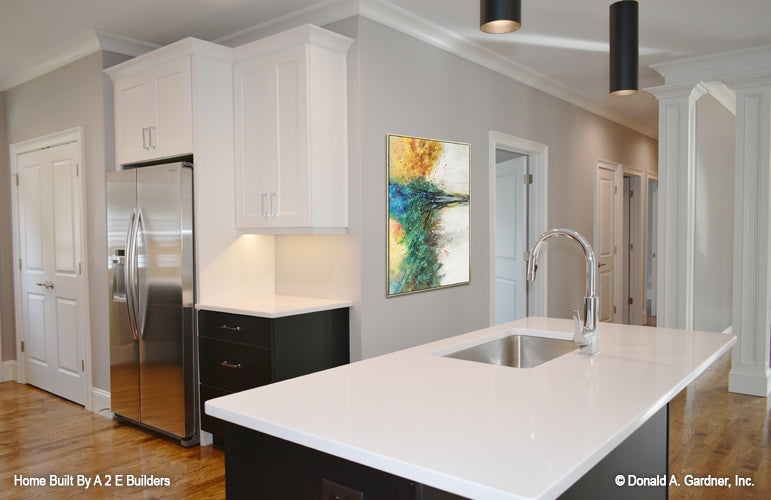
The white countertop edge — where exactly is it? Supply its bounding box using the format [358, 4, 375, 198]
[195, 295, 352, 318]
[206, 333, 736, 500]
[541, 335, 736, 499]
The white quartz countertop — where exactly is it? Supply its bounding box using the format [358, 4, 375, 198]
[195, 295, 351, 318]
[206, 317, 735, 499]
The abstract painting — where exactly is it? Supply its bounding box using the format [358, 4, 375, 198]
[387, 134, 470, 296]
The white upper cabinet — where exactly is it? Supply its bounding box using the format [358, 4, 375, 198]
[111, 57, 192, 164]
[234, 25, 353, 233]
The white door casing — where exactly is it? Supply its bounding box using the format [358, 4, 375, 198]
[10, 128, 89, 406]
[595, 161, 621, 323]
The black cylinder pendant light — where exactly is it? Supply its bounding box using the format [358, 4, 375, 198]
[609, 0, 638, 95]
[480, 0, 521, 34]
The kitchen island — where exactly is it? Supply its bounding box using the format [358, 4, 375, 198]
[205, 317, 735, 499]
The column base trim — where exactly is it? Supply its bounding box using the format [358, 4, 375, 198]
[729, 368, 771, 397]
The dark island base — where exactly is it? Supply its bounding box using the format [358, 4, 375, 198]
[225, 405, 668, 500]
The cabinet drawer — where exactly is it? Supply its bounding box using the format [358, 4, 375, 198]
[200, 383, 231, 436]
[199, 337, 272, 392]
[198, 310, 272, 347]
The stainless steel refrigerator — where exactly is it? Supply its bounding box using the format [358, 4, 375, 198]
[107, 162, 198, 447]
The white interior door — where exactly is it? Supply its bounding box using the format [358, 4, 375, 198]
[596, 164, 619, 323]
[495, 155, 527, 324]
[16, 141, 86, 405]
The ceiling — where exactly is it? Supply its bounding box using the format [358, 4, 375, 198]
[2, 0, 770, 137]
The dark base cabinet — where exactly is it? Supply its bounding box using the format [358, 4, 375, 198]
[224, 405, 669, 500]
[198, 308, 349, 439]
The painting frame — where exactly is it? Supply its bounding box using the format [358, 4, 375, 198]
[386, 134, 471, 297]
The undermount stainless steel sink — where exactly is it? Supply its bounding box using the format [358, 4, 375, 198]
[443, 334, 577, 368]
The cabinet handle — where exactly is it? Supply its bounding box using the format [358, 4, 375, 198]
[219, 324, 241, 332]
[142, 128, 149, 150]
[261, 193, 268, 217]
[270, 192, 278, 217]
[148, 126, 156, 149]
[220, 361, 242, 369]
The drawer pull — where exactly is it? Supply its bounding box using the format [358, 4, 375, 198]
[221, 361, 243, 369]
[219, 324, 241, 332]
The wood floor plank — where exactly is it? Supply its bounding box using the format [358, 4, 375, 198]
[0, 382, 225, 499]
[1, 348, 769, 499]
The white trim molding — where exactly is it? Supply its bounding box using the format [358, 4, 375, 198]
[0, 30, 158, 91]
[91, 388, 112, 418]
[1, 360, 17, 382]
[488, 131, 549, 323]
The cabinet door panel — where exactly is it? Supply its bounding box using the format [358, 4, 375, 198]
[153, 57, 193, 158]
[235, 57, 278, 227]
[274, 48, 310, 227]
[115, 79, 154, 164]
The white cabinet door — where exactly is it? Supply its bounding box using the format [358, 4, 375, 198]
[234, 25, 351, 233]
[235, 46, 310, 229]
[115, 77, 155, 164]
[114, 57, 192, 165]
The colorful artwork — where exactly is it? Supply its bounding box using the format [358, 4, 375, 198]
[387, 134, 470, 296]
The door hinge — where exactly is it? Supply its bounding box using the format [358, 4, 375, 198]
[628, 297, 634, 305]
[523, 173, 533, 185]
[79, 262, 82, 275]
[82, 360, 85, 372]
[613, 306, 617, 315]
[20, 341, 24, 353]
[614, 186, 618, 194]
[629, 190, 634, 197]
[76, 164, 79, 177]
[14, 174, 19, 187]
[614, 245, 617, 255]
[18, 258, 22, 270]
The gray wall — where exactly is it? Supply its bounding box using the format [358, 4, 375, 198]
[2, 51, 129, 390]
[694, 94, 735, 332]
[276, 16, 658, 360]
[0, 90, 13, 362]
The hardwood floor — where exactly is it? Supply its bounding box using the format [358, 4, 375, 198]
[0, 382, 225, 499]
[1, 350, 768, 499]
[669, 350, 771, 499]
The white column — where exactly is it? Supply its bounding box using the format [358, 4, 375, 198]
[727, 75, 771, 397]
[646, 83, 707, 329]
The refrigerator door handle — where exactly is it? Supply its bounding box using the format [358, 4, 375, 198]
[132, 208, 145, 340]
[125, 208, 138, 341]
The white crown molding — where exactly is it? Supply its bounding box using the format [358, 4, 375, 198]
[651, 44, 771, 86]
[216, 0, 359, 47]
[234, 24, 353, 61]
[702, 81, 736, 116]
[0, 30, 158, 91]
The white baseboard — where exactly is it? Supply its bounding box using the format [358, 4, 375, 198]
[91, 387, 112, 418]
[1, 360, 17, 382]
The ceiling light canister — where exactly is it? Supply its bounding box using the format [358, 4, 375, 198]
[480, 0, 522, 34]
[609, 0, 638, 95]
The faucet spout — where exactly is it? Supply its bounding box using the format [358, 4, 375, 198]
[526, 228, 599, 355]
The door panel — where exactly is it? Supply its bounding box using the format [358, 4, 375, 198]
[18, 142, 85, 404]
[153, 58, 192, 157]
[495, 156, 528, 324]
[597, 166, 617, 323]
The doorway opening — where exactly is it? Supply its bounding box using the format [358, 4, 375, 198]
[645, 176, 658, 326]
[488, 132, 548, 326]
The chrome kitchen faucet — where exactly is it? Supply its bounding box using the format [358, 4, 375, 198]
[527, 228, 600, 355]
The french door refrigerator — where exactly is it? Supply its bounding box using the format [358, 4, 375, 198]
[108, 162, 198, 446]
